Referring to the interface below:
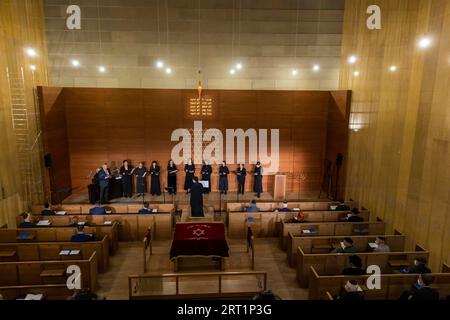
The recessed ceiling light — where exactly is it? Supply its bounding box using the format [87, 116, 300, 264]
[418, 37, 432, 49]
[26, 48, 37, 57]
[71, 59, 80, 67]
[229, 69, 236, 75]
[165, 67, 172, 74]
[313, 64, 320, 72]
[236, 63, 243, 70]
[292, 69, 298, 76]
[156, 60, 164, 69]
[353, 71, 360, 77]
[98, 66, 106, 73]
[389, 65, 397, 72]
[348, 55, 357, 64]
[29, 65, 36, 71]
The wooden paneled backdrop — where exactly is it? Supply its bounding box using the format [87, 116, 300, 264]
[38, 88, 351, 199]
[340, 0, 450, 271]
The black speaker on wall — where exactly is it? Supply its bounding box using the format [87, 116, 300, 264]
[44, 153, 52, 168]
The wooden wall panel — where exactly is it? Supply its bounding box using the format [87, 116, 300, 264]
[39, 88, 351, 197]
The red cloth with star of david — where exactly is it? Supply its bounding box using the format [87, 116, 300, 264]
[170, 223, 229, 259]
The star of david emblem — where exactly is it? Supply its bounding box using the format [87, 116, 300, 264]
[192, 228, 206, 237]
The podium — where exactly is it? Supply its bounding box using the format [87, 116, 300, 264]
[273, 174, 286, 200]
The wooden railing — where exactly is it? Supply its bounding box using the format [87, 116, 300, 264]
[128, 271, 267, 300]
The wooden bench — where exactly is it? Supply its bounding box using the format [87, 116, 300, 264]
[308, 264, 450, 300]
[0, 284, 72, 300]
[280, 219, 386, 250]
[296, 244, 429, 288]
[23, 213, 171, 241]
[32, 204, 175, 215]
[226, 200, 357, 213]
[0, 251, 98, 291]
[0, 224, 119, 255]
[0, 235, 109, 272]
[286, 234, 406, 267]
[228, 210, 370, 239]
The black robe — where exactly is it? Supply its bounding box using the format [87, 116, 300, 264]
[219, 166, 229, 192]
[237, 167, 247, 193]
[120, 165, 134, 197]
[253, 166, 263, 194]
[201, 164, 212, 193]
[167, 164, 178, 194]
[150, 166, 161, 195]
[184, 164, 195, 191]
[135, 167, 148, 194]
[190, 182, 204, 217]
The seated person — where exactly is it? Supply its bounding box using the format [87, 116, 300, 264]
[336, 280, 364, 301]
[244, 200, 260, 212]
[252, 290, 281, 300]
[67, 289, 99, 300]
[138, 201, 151, 214]
[332, 237, 358, 253]
[342, 255, 366, 275]
[346, 208, 364, 222]
[277, 201, 291, 212]
[289, 211, 305, 223]
[41, 203, 56, 216]
[18, 213, 35, 228]
[89, 201, 106, 215]
[69, 216, 81, 228]
[372, 236, 390, 252]
[399, 274, 439, 300]
[406, 257, 432, 274]
[335, 200, 350, 211]
[70, 225, 93, 242]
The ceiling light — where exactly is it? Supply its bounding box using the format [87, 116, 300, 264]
[353, 71, 360, 77]
[389, 65, 397, 72]
[29, 65, 36, 71]
[418, 37, 432, 49]
[98, 66, 106, 73]
[71, 59, 80, 67]
[236, 63, 243, 70]
[165, 67, 172, 74]
[348, 55, 357, 64]
[313, 64, 320, 72]
[26, 48, 37, 57]
[229, 69, 236, 75]
[292, 69, 298, 76]
[156, 60, 164, 69]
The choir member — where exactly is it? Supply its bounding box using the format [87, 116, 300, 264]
[219, 161, 230, 194]
[236, 163, 247, 195]
[135, 162, 148, 196]
[149, 161, 161, 196]
[184, 159, 195, 193]
[253, 161, 263, 198]
[98, 163, 111, 204]
[190, 177, 204, 217]
[201, 160, 212, 194]
[120, 160, 134, 198]
[167, 159, 178, 195]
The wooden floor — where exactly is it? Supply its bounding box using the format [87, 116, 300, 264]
[96, 238, 308, 300]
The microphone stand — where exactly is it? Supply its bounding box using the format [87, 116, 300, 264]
[162, 183, 166, 204]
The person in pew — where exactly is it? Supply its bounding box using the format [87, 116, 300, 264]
[252, 290, 281, 300]
[244, 199, 260, 212]
[167, 159, 178, 195]
[70, 225, 93, 242]
[67, 288, 100, 300]
[399, 274, 439, 301]
[331, 237, 358, 253]
[69, 216, 81, 227]
[289, 211, 305, 223]
[336, 280, 365, 301]
[342, 255, 366, 275]
[138, 201, 152, 214]
[149, 161, 162, 196]
[41, 203, 55, 216]
[219, 160, 230, 195]
[404, 257, 432, 274]
[335, 200, 350, 211]
[89, 201, 106, 215]
[346, 208, 364, 222]
[372, 236, 391, 252]
[277, 201, 291, 212]
[18, 213, 35, 228]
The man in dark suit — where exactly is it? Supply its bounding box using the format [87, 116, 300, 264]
[399, 274, 439, 300]
[342, 255, 366, 275]
[41, 203, 55, 216]
[70, 225, 93, 242]
[337, 280, 364, 301]
[18, 213, 35, 228]
[138, 202, 151, 214]
[277, 201, 291, 212]
[332, 237, 358, 253]
[407, 257, 432, 274]
[69, 216, 80, 227]
[190, 177, 204, 217]
[335, 200, 350, 211]
[98, 163, 111, 204]
[89, 202, 106, 215]
[346, 208, 364, 222]
[245, 200, 260, 212]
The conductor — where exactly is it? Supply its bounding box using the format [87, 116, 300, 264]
[190, 177, 204, 217]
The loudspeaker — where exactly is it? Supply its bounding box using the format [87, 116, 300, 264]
[336, 153, 343, 166]
[44, 154, 52, 168]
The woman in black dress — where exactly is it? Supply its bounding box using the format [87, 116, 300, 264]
[149, 161, 161, 196]
[253, 161, 263, 198]
[119, 160, 134, 198]
[167, 159, 178, 195]
[201, 160, 212, 194]
[219, 161, 230, 194]
[134, 162, 148, 196]
[184, 159, 195, 193]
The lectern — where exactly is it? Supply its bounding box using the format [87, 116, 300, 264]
[273, 174, 286, 200]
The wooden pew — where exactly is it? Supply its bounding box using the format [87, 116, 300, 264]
[226, 200, 357, 213]
[280, 219, 385, 250]
[229, 210, 371, 239]
[0, 235, 109, 272]
[24, 213, 172, 241]
[32, 203, 175, 215]
[0, 224, 119, 255]
[0, 284, 72, 300]
[296, 244, 429, 288]
[286, 234, 406, 267]
[308, 264, 450, 300]
[0, 251, 98, 291]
